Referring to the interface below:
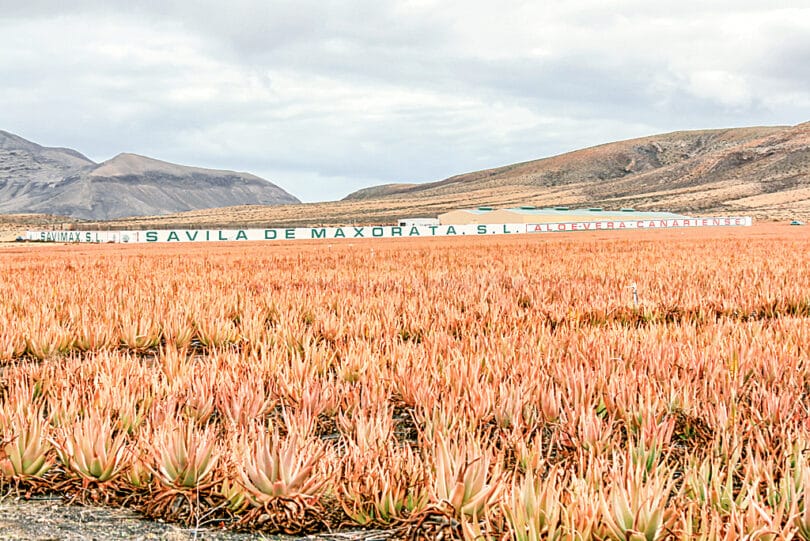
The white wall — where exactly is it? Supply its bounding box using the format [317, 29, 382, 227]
[27, 217, 753, 243]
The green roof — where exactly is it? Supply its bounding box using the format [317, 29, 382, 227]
[501, 207, 691, 219]
[452, 207, 692, 220]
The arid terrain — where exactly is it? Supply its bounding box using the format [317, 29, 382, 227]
[341, 123, 810, 217]
[9, 122, 810, 235]
[2, 122, 809, 238]
[0, 213, 73, 242]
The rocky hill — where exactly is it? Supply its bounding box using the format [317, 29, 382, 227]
[3, 122, 809, 231]
[0, 131, 299, 220]
[342, 123, 810, 218]
[57, 122, 807, 232]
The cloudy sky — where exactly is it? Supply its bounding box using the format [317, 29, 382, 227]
[2, 1, 809, 202]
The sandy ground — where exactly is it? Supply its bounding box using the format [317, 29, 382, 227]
[0, 498, 389, 541]
[0, 498, 274, 541]
[0, 230, 23, 242]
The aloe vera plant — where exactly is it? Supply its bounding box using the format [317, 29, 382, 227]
[1, 409, 53, 479]
[53, 415, 128, 483]
[238, 427, 325, 502]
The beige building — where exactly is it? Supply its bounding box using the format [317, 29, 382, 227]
[439, 206, 690, 225]
[438, 207, 498, 225]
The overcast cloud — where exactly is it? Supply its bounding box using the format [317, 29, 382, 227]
[1, 1, 809, 201]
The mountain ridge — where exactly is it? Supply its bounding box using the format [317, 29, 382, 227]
[90, 122, 807, 230]
[3, 122, 809, 230]
[333, 123, 809, 219]
[89, 153, 268, 180]
[343, 126, 791, 202]
[0, 131, 299, 220]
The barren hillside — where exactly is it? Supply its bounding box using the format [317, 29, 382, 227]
[0, 132, 299, 220]
[89, 123, 809, 230]
[4, 122, 809, 235]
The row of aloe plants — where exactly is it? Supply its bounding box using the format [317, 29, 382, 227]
[1, 229, 810, 537]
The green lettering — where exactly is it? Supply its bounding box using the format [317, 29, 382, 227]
[146, 232, 158, 242]
[409, 226, 420, 236]
[447, 226, 457, 235]
[391, 227, 402, 236]
[312, 228, 326, 239]
[236, 230, 247, 240]
[168, 231, 179, 241]
[372, 227, 384, 237]
[334, 228, 345, 238]
[285, 229, 295, 239]
[186, 231, 198, 241]
[265, 229, 277, 240]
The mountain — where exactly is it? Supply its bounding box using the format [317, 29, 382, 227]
[343, 183, 419, 200]
[341, 123, 810, 218]
[42, 153, 300, 220]
[0, 130, 96, 213]
[0, 131, 299, 220]
[63, 122, 809, 231]
[4, 122, 809, 231]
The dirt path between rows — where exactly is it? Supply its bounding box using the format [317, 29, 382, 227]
[0, 499, 390, 541]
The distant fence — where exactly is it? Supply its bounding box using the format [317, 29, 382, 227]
[26, 217, 753, 243]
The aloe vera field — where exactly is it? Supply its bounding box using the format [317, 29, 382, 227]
[2, 224, 810, 539]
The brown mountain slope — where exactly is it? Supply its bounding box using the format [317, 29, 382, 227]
[340, 125, 804, 213]
[346, 126, 784, 200]
[5, 123, 809, 233]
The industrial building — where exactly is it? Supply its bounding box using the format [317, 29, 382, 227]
[398, 217, 440, 227]
[438, 206, 691, 225]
